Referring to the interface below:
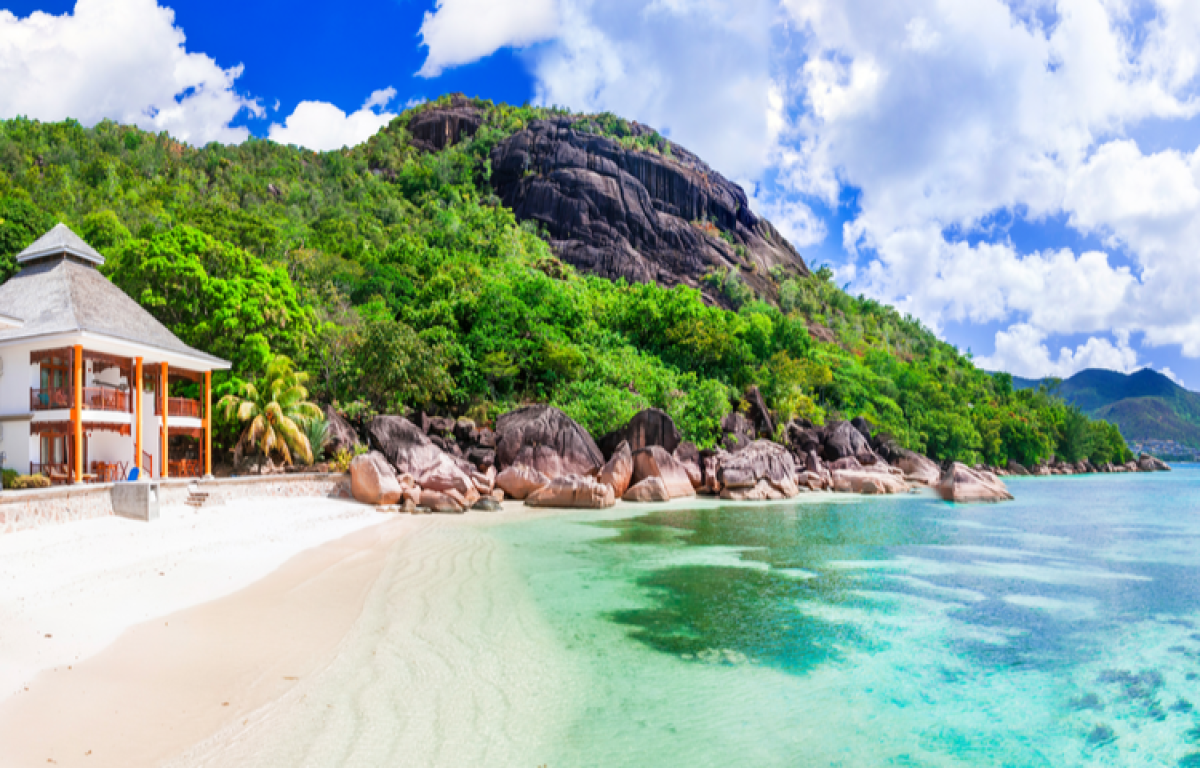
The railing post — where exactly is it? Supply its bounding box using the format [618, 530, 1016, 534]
[135, 357, 143, 476]
[72, 345, 82, 484]
[204, 371, 212, 478]
[161, 362, 169, 479]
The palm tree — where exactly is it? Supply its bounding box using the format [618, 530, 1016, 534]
[219, 356, 323, 466]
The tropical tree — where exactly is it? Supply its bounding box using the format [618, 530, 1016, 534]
[218, 355, 322, 465]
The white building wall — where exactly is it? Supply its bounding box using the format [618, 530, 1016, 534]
[0, 341, 37, 474]
[140, 386, 162, 478]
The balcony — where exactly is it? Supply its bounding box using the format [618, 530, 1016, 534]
[156, 397, 201, 419]
[30, 387, 131, 413]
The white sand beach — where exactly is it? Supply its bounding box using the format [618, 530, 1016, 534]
[0, 497, 581, 768]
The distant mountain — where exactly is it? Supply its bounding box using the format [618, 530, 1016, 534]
[1012, 368, 1200, 453]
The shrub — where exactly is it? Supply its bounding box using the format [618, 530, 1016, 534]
[11, 474, 50, 490]
[1, 468, 16, 489]
[330, 444, 367, 473]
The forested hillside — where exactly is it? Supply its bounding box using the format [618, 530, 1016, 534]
[1018, 368, 1200, 455]
[0, 94, 1131, 468]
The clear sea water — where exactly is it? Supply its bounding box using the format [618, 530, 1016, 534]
[496, 467, 1200, 767]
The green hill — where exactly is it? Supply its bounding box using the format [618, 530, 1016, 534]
[0, 95, 1130, 467]
[1014, 368, 1200, 454]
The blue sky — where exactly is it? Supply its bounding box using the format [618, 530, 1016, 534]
[3, 0, 1200, 389]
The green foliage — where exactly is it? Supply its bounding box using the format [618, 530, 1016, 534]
[218, 354, 323, 465]
[0, 107, 1130, 466]
[302, 416, 330, 463]
[1, 468, 16, 489]
[10, 473, 50, 490]
[330, 444, 368, 473]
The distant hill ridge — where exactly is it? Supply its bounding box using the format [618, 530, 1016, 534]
[1013, 368, 1200, 452]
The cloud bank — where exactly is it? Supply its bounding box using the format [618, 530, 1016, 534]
[0, 0, 259, 144]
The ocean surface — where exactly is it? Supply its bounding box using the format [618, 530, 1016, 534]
[497, 467, 1200, 767]
[175, 468, 1200, 767]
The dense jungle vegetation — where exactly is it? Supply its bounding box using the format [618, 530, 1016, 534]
[0, 95, 1132, 467]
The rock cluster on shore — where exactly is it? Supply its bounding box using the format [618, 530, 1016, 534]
[340, 399, 1170, 512]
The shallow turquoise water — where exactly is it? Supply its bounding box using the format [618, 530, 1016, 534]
[497, 468, 1200, 767]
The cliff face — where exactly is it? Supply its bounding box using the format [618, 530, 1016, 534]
[406, 101, 809, 304]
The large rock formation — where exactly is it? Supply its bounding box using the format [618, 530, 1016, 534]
[400, 100, 808, 306]
[525, 475, 617, 509]
[631, 446, 696, 499]
[623, 476, 671, 502]
[495, 465, 550, 500]
[597, 440, 634, 498]
[367, 415, 476, 501]
[597, 409, 681, 458]
[349, 451, 404, 506]
[936, 463, 1014, 503]
[716, 440, 800, 501]
[495, 405, 605, 478]
[324, 405, 362, 456]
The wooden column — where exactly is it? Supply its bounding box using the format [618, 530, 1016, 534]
[72, 344, 82, 484]
[135, 357, 143, 474]
[204, 371, 212, 478]
[161, 362, 169, 479]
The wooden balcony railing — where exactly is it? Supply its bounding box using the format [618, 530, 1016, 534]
[31, 463, 70, 484]
[143, 451, 153, 478]
[156, 397, 201, 419]
[30, 387, 131, 413]
[169, 459, 202, 478]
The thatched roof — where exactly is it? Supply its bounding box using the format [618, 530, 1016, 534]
[17, 222, 105, 266]
[0, 256, 228, 368]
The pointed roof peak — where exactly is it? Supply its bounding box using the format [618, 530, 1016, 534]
[16, 222, 105, 267]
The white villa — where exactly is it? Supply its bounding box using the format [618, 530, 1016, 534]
[0, 224, 231, 484]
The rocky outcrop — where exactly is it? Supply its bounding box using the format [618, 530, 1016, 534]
[597, 440, 634, 498]
[525, 475, 617, 509]
[598, 408, 681, 458]
[831, 468, 909, 495]
[716, 440, 800, 500]
[403, 100, 808, 306]
[368, 415, 477, 504]
[350, 451, 404, 506]
[623, 476, 671, 502]
[821, 421, 873, 462]
[407, 95, 484, 152]
[495, 405, 604, 478]
[744, 386, 775, 439]
[1137, 453, 1170, 472]
[674, 442, 703, 490]
[324, 405, 362, 456]
[936, 463, 1014, 503]
[720, 412, 755, 453]
[495, 465, 550, 500]
[894, 451, 940, 486]
[631, 446, 696, 499]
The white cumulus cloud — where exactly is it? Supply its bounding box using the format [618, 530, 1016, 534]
[269, 88, 398, 151]
[975, 324, 1141, 379]
[0, 0, 260, 144]
[417, 0, 560, 78]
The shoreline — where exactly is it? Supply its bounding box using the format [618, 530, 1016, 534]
[0, 478, 1171, 766]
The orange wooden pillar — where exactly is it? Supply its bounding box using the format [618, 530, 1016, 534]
[72, 345, 83, 484]
[204, 371, 212, 478]
[134, 357, 143, 474]
[160, 362, 169, 479]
